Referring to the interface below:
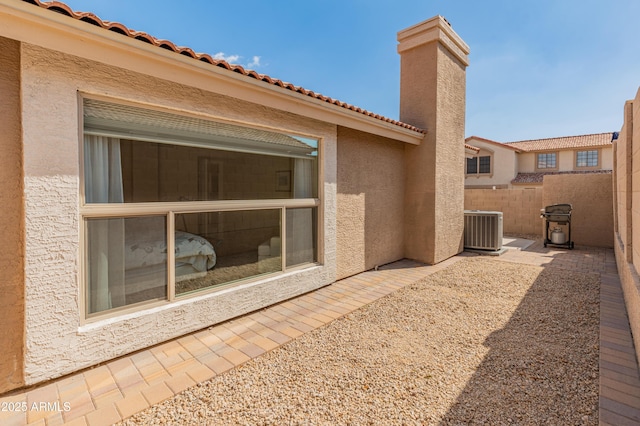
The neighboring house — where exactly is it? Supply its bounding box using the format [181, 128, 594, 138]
[465, 143, 480, 158]
[465, 133, 615, 188]
[0, 1, 469, 393]
[464, 136, 522, 188]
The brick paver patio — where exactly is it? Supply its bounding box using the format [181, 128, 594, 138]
[1, 240, 638, 425]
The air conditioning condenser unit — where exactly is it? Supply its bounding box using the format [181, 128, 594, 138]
[464, 210, 503, 251]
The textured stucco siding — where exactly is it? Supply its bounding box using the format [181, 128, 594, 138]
[20, 42, 337, 385]
[336, 127, 405, 280]
[518, 148, 613, 173]
[432, 47, 466, 262]
[401, 42, 466, 264]
[601, 147, 614, 170]
[558, 150, 574, 171]
[518, 152, 536, 173]
[401, 41, 438, 263]
[0, 36, 25, 393]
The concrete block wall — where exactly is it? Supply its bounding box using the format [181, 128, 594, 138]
[465, 174, 614, 248]
[543, 173, 613, 248]
[613, 87, 640, 364]
[464, 188, 543, 236]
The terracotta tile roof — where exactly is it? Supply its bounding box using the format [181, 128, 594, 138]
[464, 143, 480, 153]
[511, 170, 612, 185]
[465, 136, 523, 152]
[504, 132, 614, 152]
[22, 0, 425, 134]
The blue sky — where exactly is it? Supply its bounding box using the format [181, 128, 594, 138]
[59, 0, 640, 142]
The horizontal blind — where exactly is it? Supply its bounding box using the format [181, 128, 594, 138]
[83, 99, 317, 159]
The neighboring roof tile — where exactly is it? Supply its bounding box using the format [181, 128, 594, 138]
[465, 136, 523, 152]
[464, 143, 480, 153]
[21, 0, 425, 134]
[511, 170, 612, 185]
[504, 132, 614, 152]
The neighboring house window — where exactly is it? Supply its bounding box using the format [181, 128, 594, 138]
[466, 157, 478, 174]
[576, 150, 598, 168]
[478, 156, 491, 174]
[537, 153, 557, 169]
[81, 98, 320, 318]
[466, 155, 491, 175]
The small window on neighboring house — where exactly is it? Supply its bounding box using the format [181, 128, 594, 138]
[466, 155, 491, 175]
[537, 153, 557, 169]
[478, 156, 491, 174]
[466, 157, 478, 174]
[576, 150, 598, 167]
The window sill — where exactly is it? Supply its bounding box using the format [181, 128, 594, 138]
[465, 173, 494, 178]
[79, 263, 324, 330]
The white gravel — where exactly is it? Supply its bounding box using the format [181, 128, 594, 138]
[119, 257, 599, 425]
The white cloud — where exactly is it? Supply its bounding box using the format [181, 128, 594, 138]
[212, 52, 262, 70]
[247, 56, 261, 69]
[213, 52, 240, 64]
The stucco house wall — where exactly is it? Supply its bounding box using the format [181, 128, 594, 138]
[336, 127, 406, 280]
[0, 36, 25, 394]
[517, 152, 535, 173]
[19, 41, 338, 385]
[517, 147, 613, 174]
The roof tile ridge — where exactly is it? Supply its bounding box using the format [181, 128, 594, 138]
[26, 0, 426, 134]
[505, 131, 614, 145]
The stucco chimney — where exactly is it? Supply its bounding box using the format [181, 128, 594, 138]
[398, 16, 469, 264]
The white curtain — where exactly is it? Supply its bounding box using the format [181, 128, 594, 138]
[84, 135, 125, 313]
[286, 159, 314, 266]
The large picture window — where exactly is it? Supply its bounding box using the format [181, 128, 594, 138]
[81, 98, 320, 318]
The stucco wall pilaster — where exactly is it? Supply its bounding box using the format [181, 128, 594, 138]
[398, 17, 469, 264]
[0, 36, 25, 393]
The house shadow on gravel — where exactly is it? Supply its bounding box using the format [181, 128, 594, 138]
[438, 261, 600, 425]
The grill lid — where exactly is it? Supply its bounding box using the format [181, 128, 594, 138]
[541, 203, 572, 222]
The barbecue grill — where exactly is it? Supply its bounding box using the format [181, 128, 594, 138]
[540, 203, 574, 249]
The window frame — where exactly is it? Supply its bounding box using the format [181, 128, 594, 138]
[465, 150, 493, 177]
[465, 156, 478, 174]
[575, 149, 600, 169]
[535, 152, 558, 171]
[78, 95, 323, 323]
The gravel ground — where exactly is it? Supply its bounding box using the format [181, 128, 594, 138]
[119, 257, 599, 425]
